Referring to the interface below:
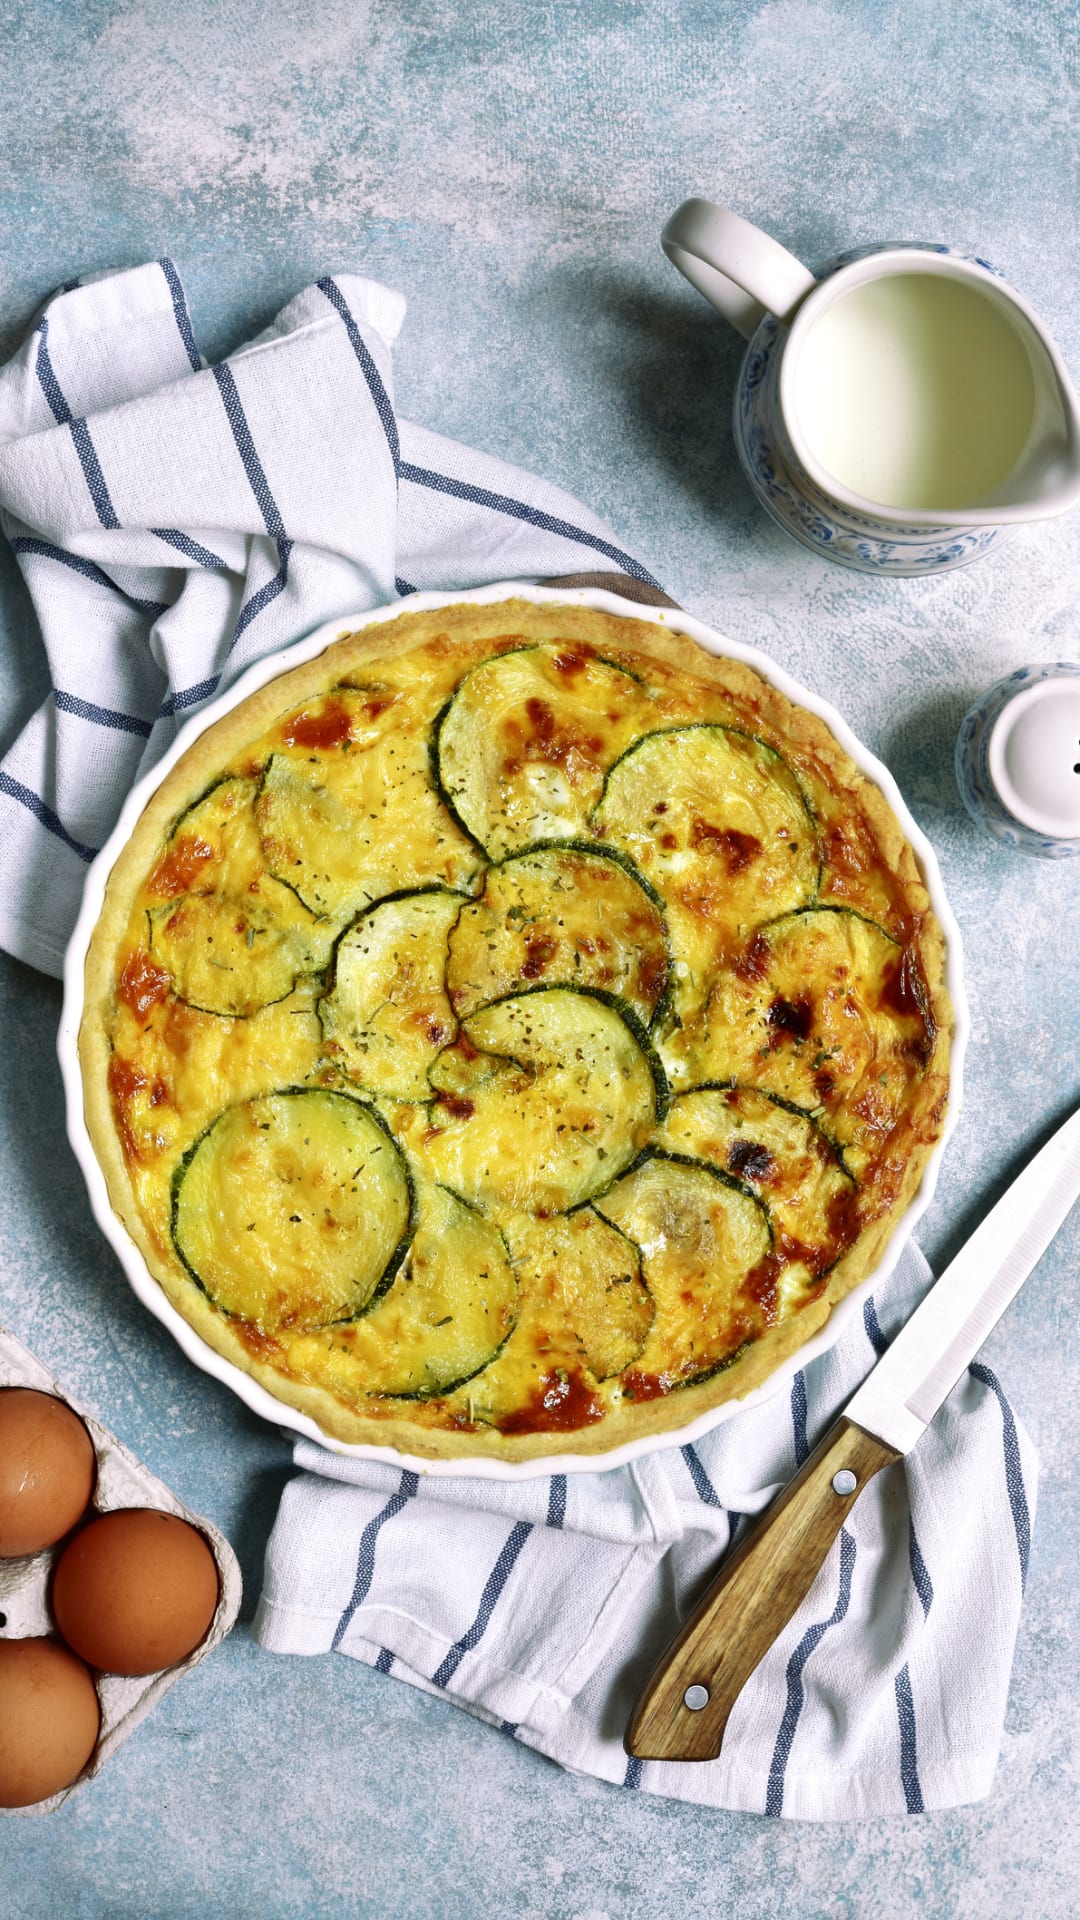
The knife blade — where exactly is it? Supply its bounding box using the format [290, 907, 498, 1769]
[625, 1103, 1080, 1763]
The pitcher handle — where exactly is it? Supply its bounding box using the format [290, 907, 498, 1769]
[661, 200, 818, 339]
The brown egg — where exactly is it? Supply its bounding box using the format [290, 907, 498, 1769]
[52, 1508, 220, 1676]
[0, 1388, 96, 1558]
[0, 1636, 101, 1807]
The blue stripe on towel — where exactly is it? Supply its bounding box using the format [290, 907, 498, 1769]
[969, 1362, 1031, 1587]
[158, 257, 202, 373]
[395, 576, 416, 597]
[431, 1520, 532, 1689]
[398, 462, 662, 590]
[9, 536, 165, 615]
[34, 315, 72, 425]
[156, 673, 222, 720]
[32, 319, 121, 531]
[765, 1528, 856, 1817]
[12, 536, 119, 595]
[210, 362, 293, 643]
[864, 1300, 935, 1614]
[232, 537, 292, 643]
[866, 1291, 934, 1617]
[317, 276, 400, 476]
[0, 770, 98, 863]
[499, 1720, 519, 1738]
[868, 1290, 935, 1806]
[69, 417, 121, 529]
[211, 361, 286, 536]
[331, 1470, 420, 1650]
[894, 1664, 925, 1814]
[895, 1526, 932, 1815]
[790, 1370, 809, 1466]
[151, 527, 228, 570]
[681, 1444, 742, 1560]
[622, 1755, 644, 1790]
[54, 689, 153, 739]
[546, 1475, 566, 1529]
[681, 1443, 723, 1508]
[909, 1517, 934, 1616]
[863, 1293, 887, 1356]
[374, 1647, 394, 1675]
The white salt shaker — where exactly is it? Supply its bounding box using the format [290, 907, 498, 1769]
[956, 662, 1080, 857]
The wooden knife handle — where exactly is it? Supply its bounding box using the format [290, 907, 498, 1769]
[625, 1417, 900, 1761]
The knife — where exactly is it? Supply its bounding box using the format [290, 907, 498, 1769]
[625, 1103, 1080, 1763]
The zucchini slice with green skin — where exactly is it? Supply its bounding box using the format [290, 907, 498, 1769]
[593, 1151, 772, 1388]
[146, 776, 334, 1018]
[418, 986, 665, 1215]
[506, 1207, 654, 1380]
[325, 1184, 518, 1399]
[434, 644, 651, 859]
[256, 687, 482, 920]
[655, 1086, 856, 1294]
[445, 841, 670, 1027]
[318, 889, 466, 1100]
[592, 725, 819, 1024]
[171, 1088, 413, 1333]
[667, 906, 935, 1171]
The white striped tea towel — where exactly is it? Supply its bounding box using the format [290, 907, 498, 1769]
[0, 262, 659, 976]
[0, 263, 1037, 1816]
[255, 1244, 1037, 1820]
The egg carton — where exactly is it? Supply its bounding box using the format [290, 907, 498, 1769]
[0, 1323, 242, 1816]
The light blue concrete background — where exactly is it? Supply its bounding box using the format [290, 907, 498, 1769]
[1, 3, 1079, 1915]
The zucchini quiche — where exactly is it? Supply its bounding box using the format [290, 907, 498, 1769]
[79, 597, 952, 1462]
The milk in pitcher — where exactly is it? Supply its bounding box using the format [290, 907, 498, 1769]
[791, 274, 1036, 512]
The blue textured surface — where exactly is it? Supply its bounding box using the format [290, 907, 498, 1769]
[1, 3, 1079, 1914]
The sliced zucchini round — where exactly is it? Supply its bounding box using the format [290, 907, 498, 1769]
[445, 842, 670, 1026]
[318, 889, 465, 1100]
[146, 777, 333, 1017]
[256, 687, 482, 920]
[171, 1089, 413, 1333]
[593, 1152, 771, 1388]
[669, 906, 935, 1168]
[332, 1184, 518, 1399]
[592, 725, 819, 1023]
[655, 1086, 855, 1294]
[434, 644, 651, 858]
[420, 986, 664, 1214]
[507, 1208, 654, 1380]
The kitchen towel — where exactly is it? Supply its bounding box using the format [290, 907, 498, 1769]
[0, 261, 661, 977]
[0, 262, 1037, 1817]
[255, 1241, 1038, 1820]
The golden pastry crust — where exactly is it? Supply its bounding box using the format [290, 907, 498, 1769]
[80, 598, 952, 1460]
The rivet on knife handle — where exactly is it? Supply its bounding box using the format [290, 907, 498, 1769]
[624, 1417, 899, 1762]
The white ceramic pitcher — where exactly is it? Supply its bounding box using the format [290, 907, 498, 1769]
[663, 200, 1080, 574]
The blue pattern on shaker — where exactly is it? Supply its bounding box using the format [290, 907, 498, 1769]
[955, 661, 1080, 858]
